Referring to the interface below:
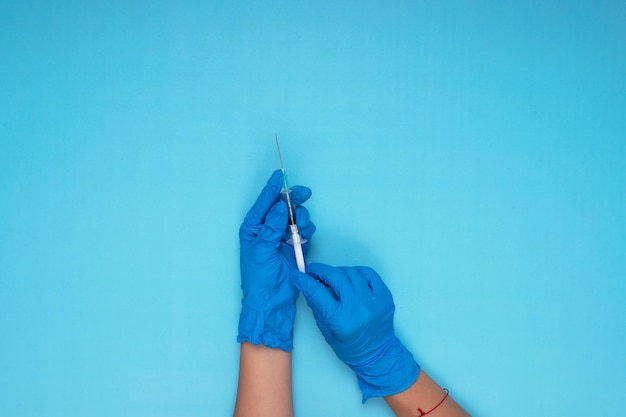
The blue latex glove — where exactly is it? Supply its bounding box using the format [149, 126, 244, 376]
[237, 170, 316, 352]
[291, 263, 420, 402]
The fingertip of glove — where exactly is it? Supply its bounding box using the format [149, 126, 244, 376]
[286, 185, 312, 207]
[289, 269, 306, 286]
[265, 170, 284, 193]
[267, 199, 288, 218]
[290, 185, 312, 201]
[270, 169, 283, 182]
[289, 269, 322, 299]
[304, 262, 330, 274]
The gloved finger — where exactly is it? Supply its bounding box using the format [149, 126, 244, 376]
[356, 267, 394, 310]
[282, 185, 312, 206]
[257, 201, 289, 243]
[354, 266, 386, 294]
[295, 206, 316, 241]
[345, 267, 377, 298]
[242, 170, 283, 232]
[295, 205, 310, 226]
[290, 270, 338, 317]
[280, 206, 315, 243]
[299, 221, 316, 243]
[306, 263, 350, 301]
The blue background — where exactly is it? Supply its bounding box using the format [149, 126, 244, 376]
[1, 1, 625, 416]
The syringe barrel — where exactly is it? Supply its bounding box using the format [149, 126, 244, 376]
[289, 225, 306, 272]
[289, 225, 302, 244]
[281, 188, 297, 225]
[293, 242, 305, 272]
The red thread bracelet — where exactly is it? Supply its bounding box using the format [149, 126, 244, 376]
[417, 388, 449, 417]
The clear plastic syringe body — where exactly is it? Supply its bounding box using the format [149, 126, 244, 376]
[280, 169, 306, 273]
[275, 134, 306, 273]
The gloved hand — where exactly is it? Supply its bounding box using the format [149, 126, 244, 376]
[237, 170, 316, 352]
[291, 263, 420, 402]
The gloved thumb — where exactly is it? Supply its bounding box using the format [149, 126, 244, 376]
[290, 270, 337, 318]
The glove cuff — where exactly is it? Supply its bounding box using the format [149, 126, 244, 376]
[351, 336, 420, 403]
[237, 298, 296, 352]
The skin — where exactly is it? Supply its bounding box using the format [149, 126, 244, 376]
[384, 370, 471, 417]
[233, 342, 293, 417]
[233, 345, 471, 417]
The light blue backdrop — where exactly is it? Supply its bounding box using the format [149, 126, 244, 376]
[1, 1, 625, 416]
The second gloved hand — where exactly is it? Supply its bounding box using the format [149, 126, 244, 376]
[291, 263, 420, 402]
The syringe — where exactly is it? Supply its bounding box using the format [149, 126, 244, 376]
[275, 134, 307, 273]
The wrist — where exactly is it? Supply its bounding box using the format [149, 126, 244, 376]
[237, 297, 296, 352]
[350, 336, 420, 403]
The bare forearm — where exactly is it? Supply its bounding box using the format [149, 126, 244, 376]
[234, 342, 293, 417]
[384, 370, 470, 417]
